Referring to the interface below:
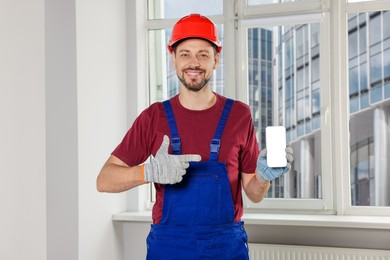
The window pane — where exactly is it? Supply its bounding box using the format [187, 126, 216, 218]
[148, 26, 224, 104]
[384, 48, 390, 80]
[248, 23, 322, 199]
[350, 138, 373, 206]
[384, 11, 390, 39]
[148, 0, 223, 19]
[369, 12, 381, 45]
[348, 11, 390, 207]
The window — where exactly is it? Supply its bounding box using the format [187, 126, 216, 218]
[143, 0, 390, 215]
[348, 10, 390, 207]
[246, 22, 322, 202]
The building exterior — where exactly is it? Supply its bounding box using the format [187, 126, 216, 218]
[348, 11, 390, 206]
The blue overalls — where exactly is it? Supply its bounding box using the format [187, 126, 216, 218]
[146, 99, 249, 260]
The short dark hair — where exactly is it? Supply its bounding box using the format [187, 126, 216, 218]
[172, 38, 218, 55]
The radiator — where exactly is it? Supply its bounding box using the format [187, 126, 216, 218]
[248, 243, 390, 260]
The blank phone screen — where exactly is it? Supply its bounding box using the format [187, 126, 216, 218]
[265, 126, 287, 167]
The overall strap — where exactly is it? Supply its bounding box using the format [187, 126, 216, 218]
[209, 98, 234, 161]
[163, 100, 181, 155]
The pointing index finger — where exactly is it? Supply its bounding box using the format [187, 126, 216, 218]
[178, 154, 201, 163]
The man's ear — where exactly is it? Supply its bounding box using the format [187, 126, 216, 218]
[213, 53, 220, 70]
[172, 53, 177, 68]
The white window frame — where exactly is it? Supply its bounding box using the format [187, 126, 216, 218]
[236, 9, 333, 212]
[130, 0, 390, 217]
[341, 0, 390, 216]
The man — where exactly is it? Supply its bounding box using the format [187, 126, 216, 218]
[97, 13, 293, 260]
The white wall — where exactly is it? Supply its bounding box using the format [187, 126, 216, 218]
[0, 1, 47, 259]
[123, 223, 150, 260]
[46, 0, 79, 258]
[1, 0, 128, 259]
[75, 0, 128, 259]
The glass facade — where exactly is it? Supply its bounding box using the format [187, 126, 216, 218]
[248, 28, 273, 149]
[246, 11, 390, 204]
[348, 11, 390, 206]
[247, 23, 322, 199]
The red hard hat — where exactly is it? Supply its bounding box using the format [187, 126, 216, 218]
[167, 14, 222, 54]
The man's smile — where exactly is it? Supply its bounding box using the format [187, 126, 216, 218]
[184, 69, 204, 78]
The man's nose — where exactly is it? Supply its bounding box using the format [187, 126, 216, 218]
[188, 56, 200, 67]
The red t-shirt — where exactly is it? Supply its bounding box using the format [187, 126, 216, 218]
[112, 93, 259, 223]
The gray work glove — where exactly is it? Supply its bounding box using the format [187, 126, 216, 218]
[256, 145, 294, 182]
[144, 135, 201, 184]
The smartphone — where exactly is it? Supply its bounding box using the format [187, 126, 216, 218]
[265, 126, 287, 167]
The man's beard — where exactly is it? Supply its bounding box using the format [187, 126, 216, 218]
[177, 73, 211, 92]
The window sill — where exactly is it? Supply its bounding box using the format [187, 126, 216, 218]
[112, 211, 390, 230]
